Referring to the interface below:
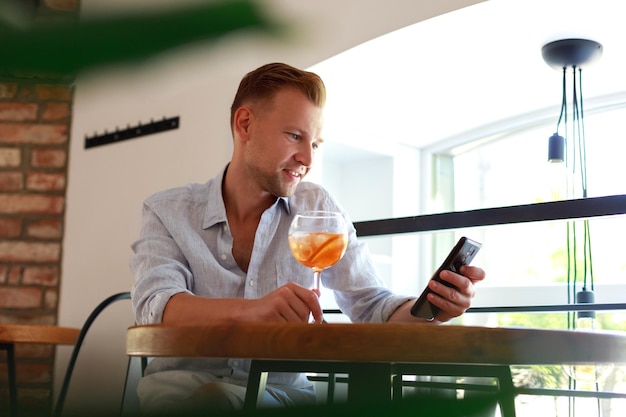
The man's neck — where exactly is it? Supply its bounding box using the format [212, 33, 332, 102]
[222, 163, 276, 223]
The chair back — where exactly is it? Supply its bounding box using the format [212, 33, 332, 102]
[54, 292, 135, 417]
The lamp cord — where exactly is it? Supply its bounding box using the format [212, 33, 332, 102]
[577, 68, 589, 199]
[556, 67, 567, 132]
[564, 66, 595, 328]
[576, 68, 594, 294]
[566, 65, 599, 417]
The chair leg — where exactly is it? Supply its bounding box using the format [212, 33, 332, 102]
[120, 355, 145, 416]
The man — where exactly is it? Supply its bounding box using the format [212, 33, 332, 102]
[130, 62, 486, 413]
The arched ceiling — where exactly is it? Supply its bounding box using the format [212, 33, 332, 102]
[311, 0, 626, 151]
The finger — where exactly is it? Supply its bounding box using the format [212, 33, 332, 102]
[287, 297, 316, 322]
[277, 284, 322, 323]
[294, 288, 323, 324]
[276, 298, 306, 322]
[285, 284, 322, 322]
[429, 267, 484, 323]
[438, 270, 464, 287]
[437, 271, 475, 297]
[266, 286, 307, 322]
[310, 305, 324, 324]
[427, 291, 466, 319]
[429, 279, 472, 308]
[459, 265, 486, 284]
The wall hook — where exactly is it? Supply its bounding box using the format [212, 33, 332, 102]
[84, 116, 180, 149]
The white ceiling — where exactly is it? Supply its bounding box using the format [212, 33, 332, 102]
[310, 0, 626, 153]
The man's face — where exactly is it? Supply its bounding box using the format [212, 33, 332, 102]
[244, 87, 324, 197]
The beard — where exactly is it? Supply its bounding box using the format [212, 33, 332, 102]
[246, 160, 300, 198]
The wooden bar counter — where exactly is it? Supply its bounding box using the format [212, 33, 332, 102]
[126, 323, 626, 416]
[0, 324, 80, 346]
[126, 322, 626, 365]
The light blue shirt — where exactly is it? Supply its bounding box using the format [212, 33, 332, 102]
[130, 166, 411, 387]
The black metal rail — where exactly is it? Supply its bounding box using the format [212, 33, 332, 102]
[354, 194, 626, 237]
[467, 303, 626, 314]
[324, 302, 626, 317]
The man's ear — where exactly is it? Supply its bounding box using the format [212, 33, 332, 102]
[233, 106, 253, 141]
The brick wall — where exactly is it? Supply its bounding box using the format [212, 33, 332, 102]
[0, 2, 78, 416]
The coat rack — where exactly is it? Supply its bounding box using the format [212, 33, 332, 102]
[84, 116, 180, 149]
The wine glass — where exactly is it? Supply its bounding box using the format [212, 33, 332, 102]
[288, 211, 348, 291]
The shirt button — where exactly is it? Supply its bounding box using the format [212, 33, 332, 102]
[249, 280, 255, 286]
[221, 254, 227, 260]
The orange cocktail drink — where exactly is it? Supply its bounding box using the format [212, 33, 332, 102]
[288, 231, 348, 272]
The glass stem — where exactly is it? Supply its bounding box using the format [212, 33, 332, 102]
[313, 270, 322, 291]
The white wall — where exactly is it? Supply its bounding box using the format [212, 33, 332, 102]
[54, 0, 484, 413]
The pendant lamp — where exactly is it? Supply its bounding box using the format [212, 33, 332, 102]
[542, 38, 613, 385]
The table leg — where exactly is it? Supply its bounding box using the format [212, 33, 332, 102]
[347, 363, 393, 405]
[244, 361, 268, 410]
[1, 343, 18, 417]
[497, 366, 517, 417]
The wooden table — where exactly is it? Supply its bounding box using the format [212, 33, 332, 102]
[126, 323, 626, 416]
[0, 324, 80, 417]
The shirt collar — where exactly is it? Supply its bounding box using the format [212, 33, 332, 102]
[279, 195, 291, 215]
[202, 165, 291, 229]
[202, 166, 228, 230]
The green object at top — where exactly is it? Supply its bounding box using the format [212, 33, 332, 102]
[0, 0, 277, 76]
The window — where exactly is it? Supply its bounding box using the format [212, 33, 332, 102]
[307, 7, 626, 412]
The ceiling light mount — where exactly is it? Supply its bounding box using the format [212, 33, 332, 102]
[541, 38, 603, 70]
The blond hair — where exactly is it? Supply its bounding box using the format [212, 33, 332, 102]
[230, 63, 326, 128]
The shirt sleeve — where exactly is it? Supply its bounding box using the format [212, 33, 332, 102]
[326, 227, 414, 322]
[129, 199, 193, 324]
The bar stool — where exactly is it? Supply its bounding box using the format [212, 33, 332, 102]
[0, 324, 80, 417]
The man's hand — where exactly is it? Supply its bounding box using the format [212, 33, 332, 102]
[388, 265, 485, 323]
[249, 282, 323, 323]
[428, 265, 486, 322]
[162, 282, 323, 325]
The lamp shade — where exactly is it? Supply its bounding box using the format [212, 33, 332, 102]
[576, 289, 595, 319]
[548, 133, 565, 162]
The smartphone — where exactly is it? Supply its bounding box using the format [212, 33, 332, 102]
[410, 236, 482, 321]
